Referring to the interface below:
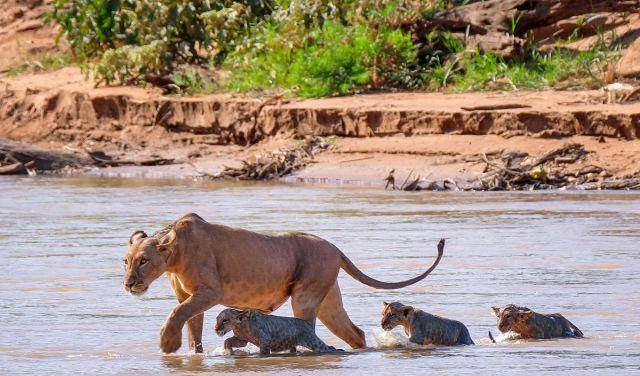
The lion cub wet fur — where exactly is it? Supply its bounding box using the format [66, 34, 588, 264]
[381, 302, 474, 346]
[215, 309, 339, 355]
[491, 304, 583, 339]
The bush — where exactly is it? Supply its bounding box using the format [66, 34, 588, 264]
[49, 0, 257, 84]
[224, 0, 430, 97]
[47, 0, 621, 96]
[433, 47, 618, 92]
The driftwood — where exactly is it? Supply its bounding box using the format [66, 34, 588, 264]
[383, 143, 639, 191]
[475, 144, 593, 190]
[580, 178, 640, 190]
[193, 137, 330, 181]
[0, 138, 90, 174]
[0, 161, 35, 175]
[86, 150, 174, 167]
[384, 170, 458, 191]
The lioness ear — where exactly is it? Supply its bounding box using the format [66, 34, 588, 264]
[129, 231, 148, 245]
[383, 301, 389, 307]
[156, 229, 177, 253]
[491, 307, 501, 317]
[238, 311, 251, 321]
[402, 306, 414, 317]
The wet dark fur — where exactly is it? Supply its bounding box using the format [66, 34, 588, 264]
[215, 309, 340, 355]
[492, 304, 583, 340]
[381, 302, 474, 346]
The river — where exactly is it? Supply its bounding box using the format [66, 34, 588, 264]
[1, 176, 639, 375]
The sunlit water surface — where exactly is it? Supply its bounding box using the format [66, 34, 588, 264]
[1, 177, 639, 375]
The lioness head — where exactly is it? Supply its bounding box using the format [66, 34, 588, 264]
[122, 229, 176, 296]
[492, 304, 534, 333]
[381, 301, 414, 330]
[215, 309, 249, 336]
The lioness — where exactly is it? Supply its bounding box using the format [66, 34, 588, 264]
[381, 302, 474, 346]
[215, 308, 340, 355]
[123, 213, 444, 353]
[491, 304, 584, 340]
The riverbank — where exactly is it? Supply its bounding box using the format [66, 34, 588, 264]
[1, 68, 639, 188]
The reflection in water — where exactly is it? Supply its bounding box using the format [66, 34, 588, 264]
[161, 351, 350, 373]
[0, 176, 640, 375]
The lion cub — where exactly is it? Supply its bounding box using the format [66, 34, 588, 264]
[491, 304, 583, 340]
[215, 309, 340, 355]
[381, 302, 474, 346]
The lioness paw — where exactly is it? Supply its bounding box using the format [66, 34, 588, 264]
[160, 323, 182, 353]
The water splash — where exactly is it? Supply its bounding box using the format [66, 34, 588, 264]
[490, 331, 521, 343]
[371, 328, 422, 349]
[210, 343, 259, 356]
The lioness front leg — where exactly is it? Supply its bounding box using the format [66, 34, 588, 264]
[187, 313, 204, 353]
[160, 288, 219, 353]
[168, 275, 204, 353]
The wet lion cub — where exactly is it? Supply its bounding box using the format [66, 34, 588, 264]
[491, 304, 583, 340]
[381, 302, 474, 346]
[215, 309, 340, 355]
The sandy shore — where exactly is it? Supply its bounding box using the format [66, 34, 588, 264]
[76, 135, 640, 188]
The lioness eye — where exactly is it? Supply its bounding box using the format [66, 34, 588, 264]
[140, 259, 148, 266]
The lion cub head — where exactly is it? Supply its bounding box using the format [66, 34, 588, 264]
[122, 229, 176, 296]
[214, 309, 250, 336]
[492, 304, 534, 333]
[381, 301, 414, 330]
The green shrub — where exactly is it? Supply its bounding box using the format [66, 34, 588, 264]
[433, 47, 618, 92]
[50, 0, 222, 84]
[46, 0, 621, 96]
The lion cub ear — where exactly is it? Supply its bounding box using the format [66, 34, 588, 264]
[491, 307, 501, 317]
[129, 231, 148, 245]
[518, 310, 534, 320]
[402, 306, 414, 317]
[383, 301, 389, 307]
[238, 311, 252, 321]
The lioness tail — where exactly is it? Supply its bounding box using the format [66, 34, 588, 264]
[338, 239, 444, 290]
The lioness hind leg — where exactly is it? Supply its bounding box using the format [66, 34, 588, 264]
[290, 277, 335, 326]
[317, 282, 366, 349]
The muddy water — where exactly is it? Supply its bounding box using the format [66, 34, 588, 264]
[1, 176, 639, 375]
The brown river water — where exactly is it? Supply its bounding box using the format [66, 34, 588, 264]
[1, 176, 639, 375]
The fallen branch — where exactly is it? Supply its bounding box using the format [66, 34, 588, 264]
[193, 137, 330, 181]
[0, 139, 89, 172]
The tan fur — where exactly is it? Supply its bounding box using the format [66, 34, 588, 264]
[123, 213, 444, 353]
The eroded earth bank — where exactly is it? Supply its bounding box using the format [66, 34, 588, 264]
[1, 68, 639, 189]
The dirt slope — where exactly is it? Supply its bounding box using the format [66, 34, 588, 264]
[1, 68, 639, 161]
[0, 0, 61, 72]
